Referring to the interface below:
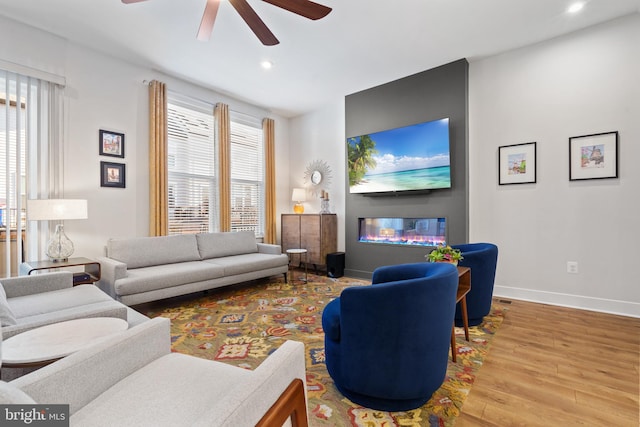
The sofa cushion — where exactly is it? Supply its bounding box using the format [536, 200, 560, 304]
[203, 253, 288, 276]
[196, 231, 257, 260]
[8, 285, 117, 320]
[2, 285, 127, 339]
[0, 283, 17, 326]
[0, 381, 36, 404]
[70, 353, 251, 426]
[126, 307, 150, 327]
[107, 235, 201, 269]
[114, 262, 225, 297]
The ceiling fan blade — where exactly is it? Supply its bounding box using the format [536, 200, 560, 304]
[229, 0, 279, 46]
[197, 0, 221, 41]
[262, 0, 331, 20]
[121, 0, 149, 4]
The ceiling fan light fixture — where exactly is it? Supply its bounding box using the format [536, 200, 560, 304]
[123, 0, 332, 46]
[567, 2, 584, 14]
[261, 60, 274, 70]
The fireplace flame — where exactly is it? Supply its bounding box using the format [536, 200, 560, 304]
[358, 217, 447, 248]
[359, 234, 446, 247]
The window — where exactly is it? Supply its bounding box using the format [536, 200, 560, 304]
[166, 94, 266, 237]
[0, 95, 26, 232]
[0, 70, 62, 276]
[230, 113, 264, 237]
[167, 95, 217, 234]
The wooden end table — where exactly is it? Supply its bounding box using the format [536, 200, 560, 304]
[451, 266, 471, 363]
[21, 257, 101, 285]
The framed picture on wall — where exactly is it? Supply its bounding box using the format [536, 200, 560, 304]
[99, 129, 125, 158]
[498, 142, 537, 185]
[100, 161, 126, 188]
[569, 131, 618, 181]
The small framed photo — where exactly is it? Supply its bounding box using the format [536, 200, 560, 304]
[99, 129, 125, 158]
[100, 161, 126, 188]
[498, 142, 537, 185]
[569, 131, 618, 181]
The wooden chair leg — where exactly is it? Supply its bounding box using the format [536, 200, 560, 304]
[450, 327, 457, 363]
[257, 378, 308, 427]
[461, 296, 470, 341]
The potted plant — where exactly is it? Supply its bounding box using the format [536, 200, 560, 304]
[426, 245, 463, 265]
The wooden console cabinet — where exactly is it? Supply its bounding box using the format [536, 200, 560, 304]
[281, 214, 337, 268]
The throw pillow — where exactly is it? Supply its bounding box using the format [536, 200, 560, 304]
[0, 283, 18, 327]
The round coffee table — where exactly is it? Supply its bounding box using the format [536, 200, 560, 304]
[2, 317, 129, 369]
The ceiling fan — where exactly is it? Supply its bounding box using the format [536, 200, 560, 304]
[122, 0, 332, 46]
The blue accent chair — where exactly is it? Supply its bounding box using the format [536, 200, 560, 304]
[322, 262, 459, 411]
[451, 243, 498, 327]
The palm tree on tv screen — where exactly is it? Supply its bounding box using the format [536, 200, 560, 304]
[348, 135, 378, 186]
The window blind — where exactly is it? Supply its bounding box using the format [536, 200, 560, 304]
[0, 70, 62, 275]
[0, 81, 27, 244]
[167, 95, 218, 235]
[166, 92, 266, 238]
[230, 112, 264, 237]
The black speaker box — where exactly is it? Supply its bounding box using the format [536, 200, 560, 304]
[326, 252, 345, 278]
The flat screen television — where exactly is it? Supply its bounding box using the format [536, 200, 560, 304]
[347, 117, 451, 194]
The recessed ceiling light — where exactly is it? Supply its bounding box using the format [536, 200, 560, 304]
[261, 60, 273, 70]
[567, 2, 584, 13]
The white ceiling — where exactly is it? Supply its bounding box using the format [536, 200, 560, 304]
[1, 0, 638, 117]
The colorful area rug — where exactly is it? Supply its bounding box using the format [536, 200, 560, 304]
[139, 272, 506, 427]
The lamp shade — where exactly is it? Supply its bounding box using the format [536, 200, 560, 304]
[291, 188, 306, 202]
[27, 199, 88, 221]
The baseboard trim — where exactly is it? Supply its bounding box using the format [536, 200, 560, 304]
[344, 269, 372, 280]
[494, 285, 640, 318]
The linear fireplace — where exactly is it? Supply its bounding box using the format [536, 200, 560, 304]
[358, 217, 446, 247]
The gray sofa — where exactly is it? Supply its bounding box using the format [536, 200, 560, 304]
[97, 231, 289, 306]
[0, 271, 147, 340]
[1, 317, 308, 426]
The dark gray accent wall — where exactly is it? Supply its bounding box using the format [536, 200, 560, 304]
[344, 59, 469, 279]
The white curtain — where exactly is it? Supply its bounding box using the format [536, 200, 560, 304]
[0, 69, 64, 275]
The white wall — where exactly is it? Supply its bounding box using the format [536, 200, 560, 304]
[469, 14, 640, 317]
[0, 15, 291, 260]
[290, 14, 639, 317]
[289, 100, 346, 250]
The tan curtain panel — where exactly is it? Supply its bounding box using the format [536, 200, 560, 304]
[149, 80, 168, 236]
[215, 103, 231, 232]
[263, 118, 276, 244]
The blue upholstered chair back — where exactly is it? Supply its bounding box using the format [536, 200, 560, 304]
[322, 262, 458, 411]
[451, 243, 498, 326]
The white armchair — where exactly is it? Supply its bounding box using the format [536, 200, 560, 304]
[1, 317, 308, 426]
[0, 272, 130, 340]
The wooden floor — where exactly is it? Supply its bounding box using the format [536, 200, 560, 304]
[457, 299, 640, 426]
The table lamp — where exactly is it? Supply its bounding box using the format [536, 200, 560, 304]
[291, 188, 306, 214]
[27, 199, 88, 262]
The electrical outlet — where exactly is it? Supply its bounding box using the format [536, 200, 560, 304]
[567, 261, 578, 274]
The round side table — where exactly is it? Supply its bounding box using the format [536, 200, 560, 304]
[286, 248, 308, 284]
[2, 317, 129, 369]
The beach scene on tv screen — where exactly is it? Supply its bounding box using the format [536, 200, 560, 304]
[347, 118, 451, 193]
